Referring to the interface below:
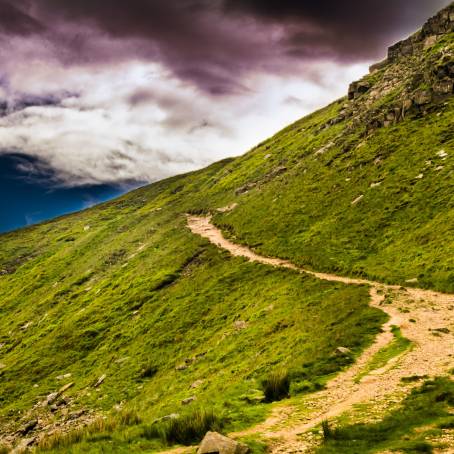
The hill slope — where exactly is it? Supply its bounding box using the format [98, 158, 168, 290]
[0, 3, 453, 453]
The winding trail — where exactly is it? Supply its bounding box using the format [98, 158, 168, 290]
[187, 215, 454, 453]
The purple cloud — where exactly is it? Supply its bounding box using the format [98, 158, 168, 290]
[0, 0, 449, 94]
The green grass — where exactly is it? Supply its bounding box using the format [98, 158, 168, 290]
[355, 326, 412, 383]
[317, 377, 454, 453]
[0, 25, 453, 452]
[143, 408, 224, 445]
[237, 436, 268, 454]
[213, 101, 454, 293]
[0, 185, 383, 451]
[261, 369, 290, 402]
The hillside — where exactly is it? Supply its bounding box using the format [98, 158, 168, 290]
[0, 3, 453, 453]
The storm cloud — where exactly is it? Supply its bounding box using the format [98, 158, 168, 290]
[0, 0, 448, 93]
[0, 0, 449, 187]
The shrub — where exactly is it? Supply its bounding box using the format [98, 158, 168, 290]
[438, 417, 454, 429]
[116, 408, 142, 425]
[262, 368, 290, 402]
[144, 408, 223, 445]
[399, 441, 433, 453]
[140, 364, 158, 379]
[322, 420, 334, 441]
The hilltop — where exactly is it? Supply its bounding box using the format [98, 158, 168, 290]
[0, 3, 453, 453]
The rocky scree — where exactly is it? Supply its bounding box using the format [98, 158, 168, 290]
[341, 3, 454, 132]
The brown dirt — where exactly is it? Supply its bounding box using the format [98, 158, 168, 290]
[186, 215, 454, 454]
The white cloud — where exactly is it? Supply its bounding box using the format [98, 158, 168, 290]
[0, 59, 368, 187]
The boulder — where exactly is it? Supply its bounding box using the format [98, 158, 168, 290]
[152, 413, 180, 425]
[235, 182, 256, 195]
[197, 432, 250, 454]
[334, 346, 352, 357]
[314, 141, 335, 156]
[217, 203, 238, 213]
[190, 380, 204, 389]
[413, 90, 432, 105]
[348, 81, 371, 100]
[45, 392, 59, 406]
[181, 396, 196, 405]
[56, 373, 72, 381]
[93, 374, 106, 388]
[233, 320, 248, 331]
[351, 195, 364, 206]
[67, 409, 86, 421]
[269, 166, 287, 177]
[433, 80, 453, 95]
[18, 420, 38, 436]
[59, 382, 74, 394]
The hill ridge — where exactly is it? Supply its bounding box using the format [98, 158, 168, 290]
[0, 3, 453, 452]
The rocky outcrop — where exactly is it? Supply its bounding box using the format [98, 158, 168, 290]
[348, 81, 371, 100]
[388, 4, 454, 62]
[343, 3, 454, 134]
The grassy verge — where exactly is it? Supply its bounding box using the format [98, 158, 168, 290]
[213, 97, 454, 293]
[143, 408, 223, 445]
[0, 190, 385, 451]
[354, 326, 412, 383]
[317, 376, 454, 453]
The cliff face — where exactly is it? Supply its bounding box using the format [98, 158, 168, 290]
[387, 3, 454, 62]
[345, 2, 454, 132]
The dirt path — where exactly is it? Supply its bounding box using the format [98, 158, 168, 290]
[187, 216, 454, 453]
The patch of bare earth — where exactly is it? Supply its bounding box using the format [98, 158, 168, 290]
[187, 216, 454, 453]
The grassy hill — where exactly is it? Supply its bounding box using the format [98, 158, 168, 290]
[0, 3, 453, 453]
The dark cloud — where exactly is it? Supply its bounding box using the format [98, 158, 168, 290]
[0, 1, 44, 35]
[3, 152, 55, 184]
[0, 90, 78, 117]
[223, 0, 451, 60]
[0, 0, 449, 94]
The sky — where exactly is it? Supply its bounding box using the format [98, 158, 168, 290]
[0, 0, 450, 232]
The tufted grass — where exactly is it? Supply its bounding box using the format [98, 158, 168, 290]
[144, 408, 224, 445]
[262, 369, 290, 403]
[317, 376, 454, 453]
